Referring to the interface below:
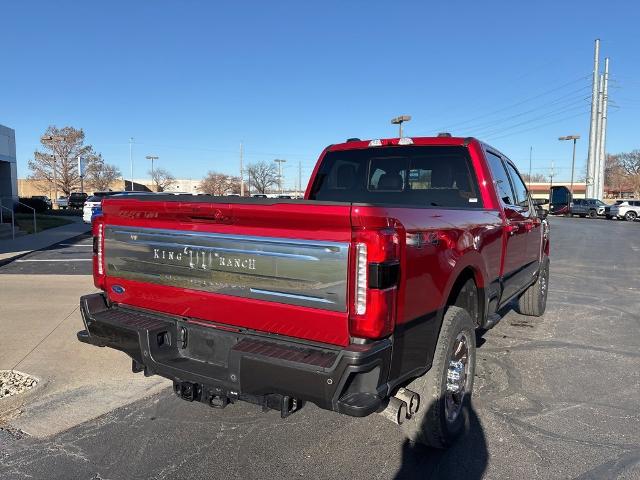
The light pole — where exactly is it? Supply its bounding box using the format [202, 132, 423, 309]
[78, 155, 84, 194]
[41, 134, 69, 209]
[146, 155, 159, 191]
[559, 135, 580, 197]
[391, 115, 411, 138]
[129, 137, 134, 191]
[274, 159, 287, 194]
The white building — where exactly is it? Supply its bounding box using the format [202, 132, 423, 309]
[130, 178, 202, 194]
[0, 125, 18, 202]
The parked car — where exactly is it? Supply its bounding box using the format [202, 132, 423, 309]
[606, 200, 640, 221]
[78, 135, 550, 448]
[68, 192, 88, 209]
[30, 195, 52, 209]
[570, 198, 606, 218]
[56, 196, 69, 209]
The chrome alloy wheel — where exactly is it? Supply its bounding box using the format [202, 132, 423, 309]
[540, 268, 548, 297]
[445, 332, 470, 422]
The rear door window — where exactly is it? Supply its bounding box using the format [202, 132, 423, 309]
[504, 162, 530, 209]
[485, 152, 516, 205]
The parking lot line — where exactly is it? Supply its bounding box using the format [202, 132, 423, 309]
[15, 259, 92, 262]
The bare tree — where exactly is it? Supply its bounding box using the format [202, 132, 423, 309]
[199, 171, 237, 196]
[607, 150, 640, 196]
[149, 167, 176, 192]
[521, 173, 547, 183]
[246, 161, 278, 194]
[85, 154, 121, 192]
[28, 126, 95, 195]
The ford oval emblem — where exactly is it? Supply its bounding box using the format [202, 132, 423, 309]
[111, 285, 125, 294]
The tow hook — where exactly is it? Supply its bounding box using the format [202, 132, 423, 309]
[174, 381, 199, 401]
[209, 395, 229, 409]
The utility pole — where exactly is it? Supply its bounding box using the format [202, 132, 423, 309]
[586, 39, 600, 198]
[594, 74, 605, 200]
[528, 146, 533, 189]
[274, 159, 286, 194]
[298, 161, 302, 197]
[146, 155, 159, 191]
[597, 58, 610, 200]
[129, 137, 134, 191]
[239, 142, 244, 196]
[549, 161, 555, 191]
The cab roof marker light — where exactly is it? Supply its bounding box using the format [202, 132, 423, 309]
[398, 137, 414, 145]
[368, 139, 383, 147]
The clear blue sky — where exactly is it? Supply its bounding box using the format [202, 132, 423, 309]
[2, 0, 639, 187]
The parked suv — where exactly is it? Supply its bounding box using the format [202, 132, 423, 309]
[606, 200, 640, 221]
[570, 198, 606, 218]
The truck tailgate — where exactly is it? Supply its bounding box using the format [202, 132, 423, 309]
[98, 198, 354, 346]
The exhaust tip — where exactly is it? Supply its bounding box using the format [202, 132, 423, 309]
[395, 387, 420, 416]
[378, 397, 408, 425]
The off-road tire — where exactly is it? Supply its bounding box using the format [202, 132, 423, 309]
[401, 306, 476, 448]
[624, 211, 637, 221]
[517, 256, 549, 316]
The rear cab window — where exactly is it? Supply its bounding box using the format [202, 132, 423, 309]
[309, 145, 482, 208]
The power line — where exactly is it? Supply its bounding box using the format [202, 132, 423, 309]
[431, 75, 591, 132]
[452, 87, 591, 134]
[485, 111, 590, 142]
[474, 101, 589, 138]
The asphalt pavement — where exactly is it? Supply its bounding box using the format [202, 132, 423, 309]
[0, 234, 93, 275]
[0, 216, 639, 480]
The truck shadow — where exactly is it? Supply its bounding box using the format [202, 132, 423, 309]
[393, 400, 488, 479]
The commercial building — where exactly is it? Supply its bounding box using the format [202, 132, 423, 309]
[528, 182, 587, 201]
[0, 125, 18, 203]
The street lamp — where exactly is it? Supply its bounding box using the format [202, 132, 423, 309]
[391, 115, 411, 138]
[146, 155, 159, 191]
[41, 134, 69, 209]
[559, 135, 581, 197]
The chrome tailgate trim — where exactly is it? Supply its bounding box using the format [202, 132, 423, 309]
[104, 226, 349, 312]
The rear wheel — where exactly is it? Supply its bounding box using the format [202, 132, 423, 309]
[517, 256, 549, 317]
[624, 211, 637, 221]
[401, 306, 476, 449]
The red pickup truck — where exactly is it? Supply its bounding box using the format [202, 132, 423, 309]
[78, 135, 550, 448]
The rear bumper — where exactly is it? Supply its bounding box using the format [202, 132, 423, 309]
[78, 293, 391, 417]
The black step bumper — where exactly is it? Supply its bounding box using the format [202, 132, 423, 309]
[77, 293, 391, 417]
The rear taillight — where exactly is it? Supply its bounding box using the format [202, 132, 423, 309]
[349, 228, 400, 340]
[92, 216, 106, 289]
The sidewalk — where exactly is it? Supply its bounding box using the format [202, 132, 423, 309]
[0, 218, 91, 265]
[0, 275, 168, 437]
